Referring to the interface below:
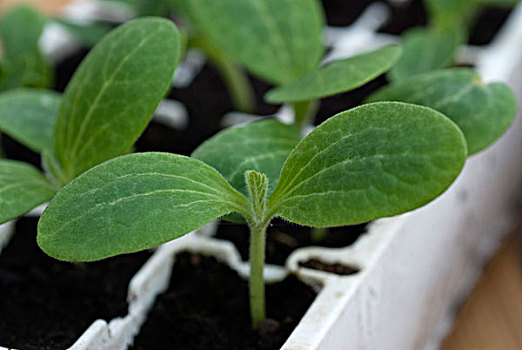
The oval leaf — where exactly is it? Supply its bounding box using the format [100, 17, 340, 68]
[266, 45, 402, 103]
[54, 18, 182, 182]
[0, 160, 56, 224]
[268, 102, 467, 227]
[388, 27, 463, 82]
[0, 89, 60, 153]
[192, 119, 300, 197]
[37, 153, 249, 262]
[368, 69, 518, 154]
[187, 0, 324, 85]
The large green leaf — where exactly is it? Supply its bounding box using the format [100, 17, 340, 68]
[268, 102, 467, 227]
[0, 160, 56, 224]
[37, 153, 249, 262]
[388, 27, 463, 82]
[265, 45, 402, 103]
[368, 69, 517, 154]
[54, 18, 182, 183]
[186, 0, 324, 85]
[192, 119, 300, 197]
[0, 89, 60, 153]
[0, 5, 46, 61]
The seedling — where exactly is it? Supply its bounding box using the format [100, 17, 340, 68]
[38, 102, 468, 329]
[389, 0, 521, 81]
[0, 5, 52, 92]
[177, 0, 402, 127]
[0, 17, 182, 224]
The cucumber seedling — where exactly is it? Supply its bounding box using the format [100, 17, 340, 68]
[0, 17, 183, 224]
[38, 102, 468, 329]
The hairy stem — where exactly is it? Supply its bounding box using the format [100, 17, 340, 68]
[249, 221, 267, 329]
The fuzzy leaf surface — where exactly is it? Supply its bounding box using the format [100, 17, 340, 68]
[54, 18, 182, 182]
[368, 69, 517, 154]
[0, 160, 56, 224]
[266, 45, 402, 103]
[388, 27, 463, 82]
[269, 102, 467, 227]
[37, 153, 248, 262]
[187, 0, 324, 85]
[0, 89, 60, 153]
[192, 119, 300, 197]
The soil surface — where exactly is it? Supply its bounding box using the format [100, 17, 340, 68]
[299, 259, 360, 275]
[216, 219, 367, 266]
[0, 217, 151, 350]
[130, 253, 316, 350]
[468, 6, 512, 46]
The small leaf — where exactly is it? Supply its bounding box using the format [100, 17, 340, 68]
[186, 0, 324, 85]
[268, 102, 467, 227]
[266, 45, 402, 103]
[0, 160, 56, 224]
[0, 5, 46, 61]
[0, 89, 60, 153]
[192, 119, 300, 197]
[388, 27, 464, 82]
[37, 153, 249, 262]
[367, 69, 517, 154]
[54, 17, 183, 183]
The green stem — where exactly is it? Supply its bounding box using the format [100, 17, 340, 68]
[293, 99, 318, 134]
[249, 222, 267, 329]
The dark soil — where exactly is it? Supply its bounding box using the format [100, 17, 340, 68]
[1, 134, 42, 169]
[321, 0, 381, 26]
[54, 47, 90, 93]
[299, 259, 360, 275]
[130, 253, 316, 350]
[468, 6, 513, 46]
[0, 217, 151, 350]
[379, 0, 428, 35]
[215, 219, 367, 266]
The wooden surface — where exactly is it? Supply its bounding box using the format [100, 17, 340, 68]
[1, 0, 522, 349]
[0, 0, 70, 14]
[441, 225, 522, 350]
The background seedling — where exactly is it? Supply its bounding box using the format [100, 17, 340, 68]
[389, 0, 521, 81]
[38, 102, 468, 329]
[0, 17, 182, 224]
[0, 5, 52, 92]
[177, 0, 402, 128]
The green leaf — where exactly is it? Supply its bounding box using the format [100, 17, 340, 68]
[367, 69, 517, 154]
[0, 5, 46, 61]
[268, 102, 467, 227]
[55, 19, 113, 47]
[54, 17, 183, 183]
[0, 159, 56, 224]
[388, 27, 464, 82]
[192, 119, 301, 197]
[186, 0, 324, 85]
[37, 153, 249, 261]
[265, 45, 402, 103]
[0, 89, 60, 153]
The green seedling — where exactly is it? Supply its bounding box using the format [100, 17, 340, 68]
[177, 0, 402, 127]
[0, 5, 52, 92]
[368, 68, 518, 154]
[0, 17, 182, 224]
[389, 0, 521, 81]
[38, 102, 468, 329]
